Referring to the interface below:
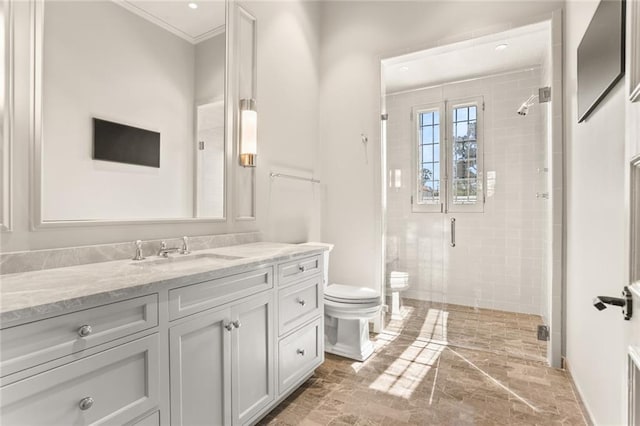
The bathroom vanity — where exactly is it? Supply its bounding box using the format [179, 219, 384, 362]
[0, 242, 326, 426]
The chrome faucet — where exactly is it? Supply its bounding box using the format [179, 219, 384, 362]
[158, 241, 180, 258]
[132, 240, 145, 261]
[181, 236, 190, 255]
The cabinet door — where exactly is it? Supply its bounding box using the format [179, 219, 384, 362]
[169, 307, 231, 426]
[230, 292, 275, 425]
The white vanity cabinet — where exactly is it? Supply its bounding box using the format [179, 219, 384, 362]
[0, 246, 327, 426]
[169, 291, 275, 426]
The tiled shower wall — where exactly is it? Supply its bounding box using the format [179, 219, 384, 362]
[385, 68, 549, 315]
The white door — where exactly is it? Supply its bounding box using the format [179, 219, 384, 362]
[195, 101, 225, 218]
[230, 291, 275, 426]
[169, 307, 232, 426]
[628, 155, 640, 425]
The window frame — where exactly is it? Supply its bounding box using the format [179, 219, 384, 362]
[411, 102, 446, 213]
[445, 96, 484, 213]
[411, 96, 484, 214]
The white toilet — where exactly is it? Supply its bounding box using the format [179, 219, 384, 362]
[386, 270, 409, 320]
[301, 242, 381, 362]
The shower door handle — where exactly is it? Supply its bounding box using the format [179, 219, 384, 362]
[450, 218, 456, 247]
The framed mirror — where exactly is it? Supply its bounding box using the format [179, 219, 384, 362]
[1, 0, 12, 231]
[31, 0, 229, 226]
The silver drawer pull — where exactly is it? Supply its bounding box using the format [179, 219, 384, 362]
[298, 265, 306, 272]
[224, 323, 234, 331]
[297, 299, 306, 307]
[296, 349, 305, 356]
[77, 325, 92, 338]
[232, 320, 241, 329]
[78, 397, 94, 411]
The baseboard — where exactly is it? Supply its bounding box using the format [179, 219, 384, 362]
[563, 356, 597, 426]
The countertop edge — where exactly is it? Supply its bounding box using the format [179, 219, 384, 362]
[0, 244, 327, 328]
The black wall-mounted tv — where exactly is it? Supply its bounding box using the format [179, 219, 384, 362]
[93, 118, 160, 168]
[577, 0, 626, 123]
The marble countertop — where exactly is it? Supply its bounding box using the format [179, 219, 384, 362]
[0, 242, 327, 327]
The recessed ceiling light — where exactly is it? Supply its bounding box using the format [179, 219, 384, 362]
[400, 66, 410, 71]
[495, 43, 508, 51]
[188, 2, 198, 9]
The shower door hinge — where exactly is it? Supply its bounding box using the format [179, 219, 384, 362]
[482, 101, 485, 111]
[537, 325, 550, 341]
[410, 195, 413, 205]
[539, 86, 551, 103]
[381, 113, 388, 121]
[198, 141, 205, 150]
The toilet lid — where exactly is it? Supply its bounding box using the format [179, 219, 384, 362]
[325, 284, 380, 304]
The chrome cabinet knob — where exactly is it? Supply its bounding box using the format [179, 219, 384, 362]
[77, 325, 92, 338]
[232, 320, 241, 329]
[296, 349, 305, 356]
[298, 265, 306, 272]
[297, 299, 306, 307]
[78, 397, 94, 411]
[224, 323, 234, 331]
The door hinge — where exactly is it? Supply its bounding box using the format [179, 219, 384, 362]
[411, 195, 413, 205]
[537, 325, 550, 341]
[482, 101, 485, 111]
[198, 141, 205, 150]
[381, 113, 388, 121]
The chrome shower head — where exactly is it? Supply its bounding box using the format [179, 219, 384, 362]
[516, 103, 530, 116]
[516, 94, 537, 117]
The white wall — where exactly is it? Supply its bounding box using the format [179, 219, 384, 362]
[386, 68, 548, 315]
[564, 1, 628, 424]
[1, 0, 321, 252]
[245, 1, 322, 243]
[42, 1, 196, 220]
[319, 1, 563, 293]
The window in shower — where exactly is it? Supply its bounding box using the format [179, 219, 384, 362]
[414, 105, 443, 212]
[412, 96, 484, 213]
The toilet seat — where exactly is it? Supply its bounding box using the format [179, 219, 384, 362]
[324, 284, 381, 320]
[325, 284, 380, 304]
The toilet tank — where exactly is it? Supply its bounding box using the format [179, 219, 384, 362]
[299, 242, 334, 287]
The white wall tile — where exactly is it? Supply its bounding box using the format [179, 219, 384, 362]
[385, 68, 549, 315]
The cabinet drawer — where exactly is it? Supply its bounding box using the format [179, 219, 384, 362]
[1, 334, 159, 426]
[278, 318, 323, 395]
[278, 276, 322, 336]
[169, 266, 273, 320]
[0, 294, 158, 377]
[278, 255, 322, 287]
[129, 410, 160, 426]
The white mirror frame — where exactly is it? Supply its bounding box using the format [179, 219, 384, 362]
[1, 0, 13, 232]
[630, 0, 640, 102]
[29, 0, 233, 229]
[232, 3, 257, 222]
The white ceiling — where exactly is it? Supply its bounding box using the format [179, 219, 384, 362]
[383, 21, 550, 94]
[116, 0, 225, 44]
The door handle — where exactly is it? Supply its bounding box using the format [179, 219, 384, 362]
[593, 286, 633, 320]
[450, 218, 456, 247]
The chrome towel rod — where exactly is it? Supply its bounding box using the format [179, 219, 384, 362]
[269, 172, 320, 184]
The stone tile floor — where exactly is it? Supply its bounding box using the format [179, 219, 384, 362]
[259, 298, 588, 425]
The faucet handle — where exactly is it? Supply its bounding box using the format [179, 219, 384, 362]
[181, 236, 190, 255]
[132, 240, 145, 261]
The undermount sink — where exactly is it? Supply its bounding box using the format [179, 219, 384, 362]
[131, 253, 245, 268]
